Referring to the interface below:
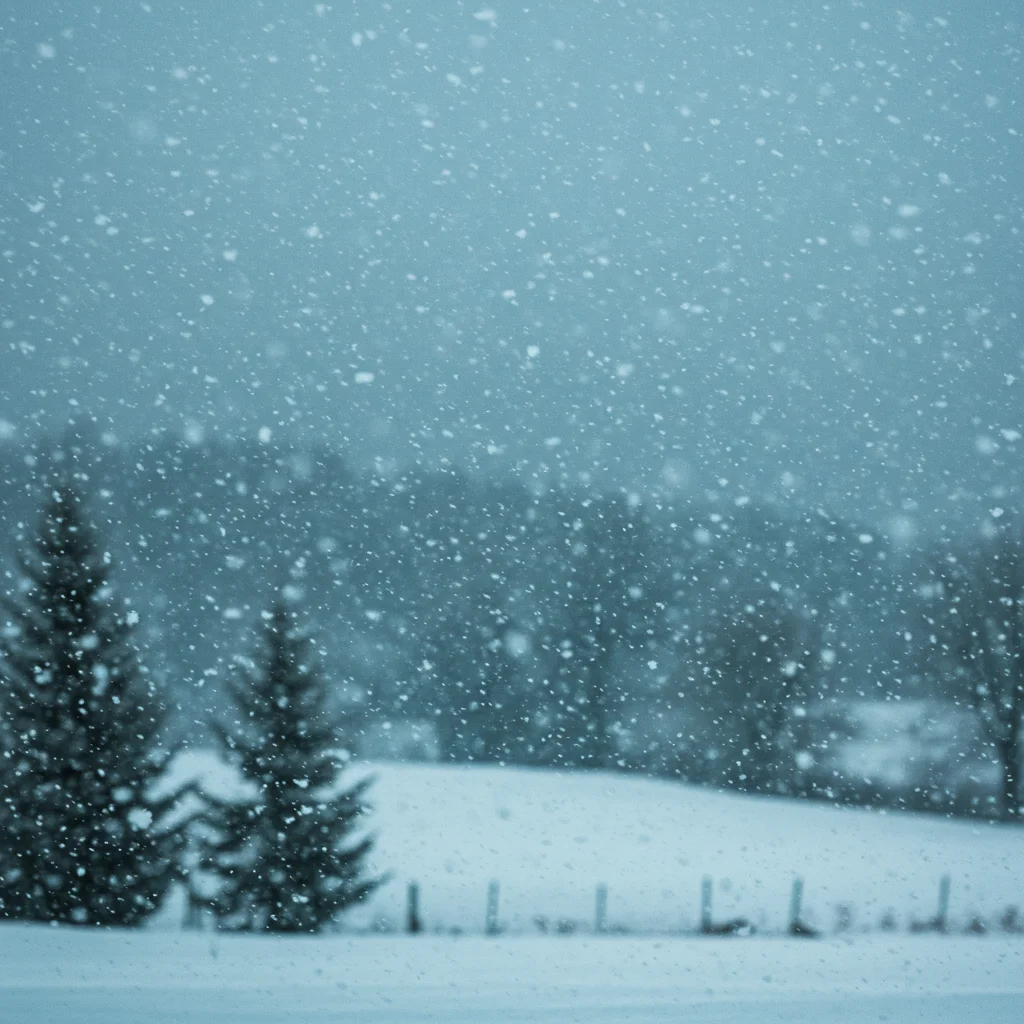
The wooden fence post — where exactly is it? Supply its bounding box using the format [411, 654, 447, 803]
[936, 875, 951, 933]
[485, 880, 500, 936]
[788, 878, 804, 933]
[407, 881, 422, 934]
[700, 877, 713, 934]
[787, 876, 818, 936]
[595, 883, 608, 934]
[183, 884, 204, 931]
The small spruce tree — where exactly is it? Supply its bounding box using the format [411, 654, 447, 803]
[200, 601, 381, 932]
[0, 483, 186, 925]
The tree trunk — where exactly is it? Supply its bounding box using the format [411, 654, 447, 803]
[1000, 736, 1019, 822]
[433, 710, 460, 762]
[585, 622, 615, 770]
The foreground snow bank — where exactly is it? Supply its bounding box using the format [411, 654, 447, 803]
[167, 753, 1024, 935]
[0, 925, 1021, 1024]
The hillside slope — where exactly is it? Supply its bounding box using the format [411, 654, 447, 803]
[170, 753, 1024, 935]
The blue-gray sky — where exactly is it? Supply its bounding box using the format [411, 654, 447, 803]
[2, 2, 1021, 534]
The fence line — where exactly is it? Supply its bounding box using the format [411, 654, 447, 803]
[181, 873, 1021, 937]
[387, 874, 986, 938]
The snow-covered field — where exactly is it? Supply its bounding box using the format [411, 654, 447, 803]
[170, 754, 1024, 936]
[1, 925, 1021, 1023]
[4, 761, 1022, 1022]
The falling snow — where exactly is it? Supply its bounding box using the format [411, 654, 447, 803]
[1, 3, 1022, 1021]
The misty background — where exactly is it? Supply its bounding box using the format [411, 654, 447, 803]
[1, 1, 1020, 534]
[1, 2, 1023, 829]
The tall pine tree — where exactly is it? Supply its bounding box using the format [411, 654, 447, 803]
[199, 601, 381, 932]
[0, 483, 186, 925]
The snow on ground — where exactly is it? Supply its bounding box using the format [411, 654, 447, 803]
[167, 753, 1024, 936]
[0, 925, 1021, 1023]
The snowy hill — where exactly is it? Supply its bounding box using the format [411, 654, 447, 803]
[168, 753, 1024, 936]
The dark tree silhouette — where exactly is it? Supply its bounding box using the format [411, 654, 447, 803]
[548, 495, 657, 768]
[0, 484, 185, 925]
[943, 527, 1024, 821]
[464, 602, 527, 764]
[200, 601, 382, 931]
[708, 590, 821, 795]
[416, 591, 527, 764]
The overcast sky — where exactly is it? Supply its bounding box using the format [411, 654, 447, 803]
[1, 2, 1021, 534]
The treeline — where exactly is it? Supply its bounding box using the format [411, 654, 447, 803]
[0, 432, 1021, 824]
[0, 484, 380, 929]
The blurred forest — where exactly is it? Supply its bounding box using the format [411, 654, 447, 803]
[0, 430, 1018, 821]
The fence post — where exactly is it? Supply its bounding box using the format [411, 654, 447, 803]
[407, 881, 422, 935]
[936, 875, 951, 933]
[595, 883, 608, 934]
[788, 877, 804, 934]
[485, 880, 500, 936]
[183, 883, 204, 931]
[700, 877, 713, 933]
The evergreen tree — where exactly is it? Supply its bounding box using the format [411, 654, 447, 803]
[200, 601, 381, 932]
[0, 483, 185, 925]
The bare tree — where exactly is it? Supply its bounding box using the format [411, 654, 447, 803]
[548, 495, 658, 769]
[706, 590, 823, 796]
[943, 527, 1024, 821]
